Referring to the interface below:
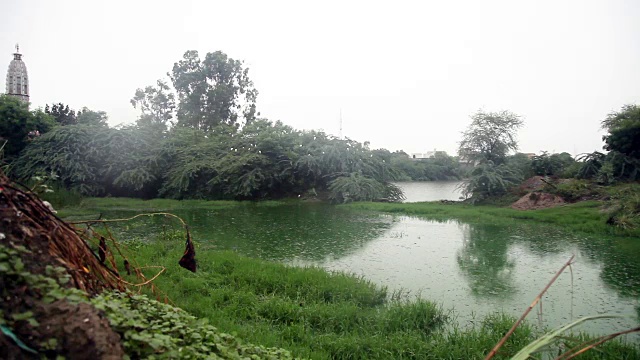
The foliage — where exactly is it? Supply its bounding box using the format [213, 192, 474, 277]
[14, 125, 105, 195]
[511, 315, 637, 360]
[131, 79, 176, 132]
[328, 172, 403, 203]
[458, 110, 524, 165]
[459, 161, 522, 203]
[170, 50, 258, 131]
[77, 107, 109, 127]
[45, 102, 78, 126]
[550, 179, 598, 202]
[13, 117, 404, 201]
[43, 103, 109, 128]
[93, 291, 293, 359]
[0, 245, 88, 310]
[0, 95, 56, 160]
[505, 153, 533, 179]
[605, 150, 640, 181]
[530, 151, 575, 177]
[14, 125, 162, 196]
[576, 151, 606, 179]
[1, 243, 293, 359]
[390, 151, 465, 181]
[602, 104, 640, 159]
[604, 184, 640, 230]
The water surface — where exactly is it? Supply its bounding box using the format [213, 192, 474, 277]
[101, 183, 639, 340]
[394, 181, 463, 202]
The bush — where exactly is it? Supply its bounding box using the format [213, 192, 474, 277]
[328, 172, 405, 203]
[604, 184, 640, 229]
[459, 162, 522, 203]
[550, 179, 598, 202]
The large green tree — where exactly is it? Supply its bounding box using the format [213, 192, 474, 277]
[458, 110, 524, 165]
[77, 107, 108, 127]
[602, 104, 640, 160]
[131, 80, 176, 132]
[530, 151, 575, 176]
[0, 95, 55, 160]
[170, 50, 258, 131]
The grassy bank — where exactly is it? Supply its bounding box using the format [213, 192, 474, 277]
[56, 197, 290, 218]
[105, 235, 529, 359]
[55, 197, 640, 358]
[81, 227, 636, 359]
[344, 200, 640, 238]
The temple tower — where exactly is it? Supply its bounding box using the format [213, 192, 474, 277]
[5, 44, 30, 105]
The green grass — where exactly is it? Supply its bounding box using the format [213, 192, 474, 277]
[57, 197, 291, 217]
[343, 200, 640, 238]
[110, 234, 528, 359]
[57, 196, 640, 358]
[91, 228, 638, 359]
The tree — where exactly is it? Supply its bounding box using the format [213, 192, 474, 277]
[131, 80, 176, 132]
[576, 151, 605, 179]
[0, 95, 55, 160]
[77, 107, 108, 127]
[458, 110, 524, 165]
[506, 153, 533, 179]
[531, 151, 575, 176]
[459, 161, 522, 203]
[328, 172, 404, 204]
[45, 103, 78, 126]
[602, 104, 640, 160]
[170, 50, 258, 131]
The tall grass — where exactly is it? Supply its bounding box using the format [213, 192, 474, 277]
[40, 184, 83, 208]
[61, 197, 640, 358]
[86, 227, 639, 359]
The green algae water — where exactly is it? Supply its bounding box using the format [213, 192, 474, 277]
[99, 200, 639, 341]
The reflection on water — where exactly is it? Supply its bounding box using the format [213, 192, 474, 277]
[102, 202, 640, 340]
[311, 215, 640, 339]
[457, 224, 517, 297]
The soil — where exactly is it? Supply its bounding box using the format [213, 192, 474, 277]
[0, 175, 125, 359]
[511, 192, 566, 210]
[519, 176, 548, 192]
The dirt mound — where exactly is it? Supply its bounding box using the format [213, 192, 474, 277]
[511, 192, 566, 210]
[519, 176, 547, 192]
[0, 173, 125, 359]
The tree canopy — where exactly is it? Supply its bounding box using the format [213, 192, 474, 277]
[602, 104, 640, 160]
[169, 50, 258, 131]
[131, 80, 176, 132]
[14, 118, 413, 201]
[45, 103, 78, 126]
[458, 110, 523, 165]
[0, 95, 55, 160]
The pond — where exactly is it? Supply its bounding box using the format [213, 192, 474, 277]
[103, 183, 640, 341]
[394, 181, 464, 202]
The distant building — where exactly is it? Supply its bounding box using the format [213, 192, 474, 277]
[5, 44, 29, 105]
[522, 153, 536, 159]
[410, 149, 438, 159]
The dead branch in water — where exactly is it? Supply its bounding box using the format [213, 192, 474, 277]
[484, 255, 575, 360]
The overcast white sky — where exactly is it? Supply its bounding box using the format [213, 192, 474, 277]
[2, 0, 639, 156]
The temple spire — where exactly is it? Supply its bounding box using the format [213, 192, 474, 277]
[5, 44, 30, 105]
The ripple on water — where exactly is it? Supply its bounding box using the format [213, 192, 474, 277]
[101, 203, 640, 341]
